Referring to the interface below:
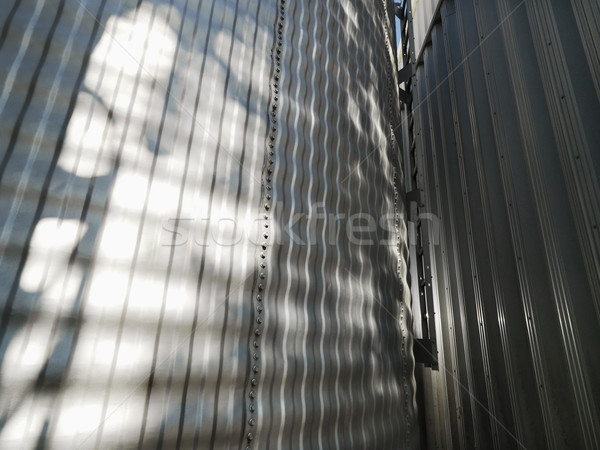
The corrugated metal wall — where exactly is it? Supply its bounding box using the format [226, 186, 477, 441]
[400, 0, 600, 448]
[251, 0, 419, 448]
[0, 0, 276, 446]
[0, 0, 418, 448]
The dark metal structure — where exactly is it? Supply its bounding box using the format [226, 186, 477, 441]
[396, 0, 600, 448]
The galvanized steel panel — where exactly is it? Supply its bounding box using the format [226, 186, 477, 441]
[410, 0, 442, 60]
[0, 0, 418, 448]
[401, 0, 600, 448]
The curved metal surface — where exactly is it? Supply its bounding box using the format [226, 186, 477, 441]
[254, 1, 418, 448]
[0, 0, 418, 448]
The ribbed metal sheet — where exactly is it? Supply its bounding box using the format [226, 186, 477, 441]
[256, 1, 418, 448]
[0, 0, 418, 448]
[401, 0, 600, 448]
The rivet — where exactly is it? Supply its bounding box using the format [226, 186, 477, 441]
[264, 222, 269, 228]
[258, 283, 264, 290]
[260, 252, 266, 259]
[269, 142, 274, 148]
[253, 341, 259, 348]
[255, 328, 262, 336]
[261, 242, 267, 250]
[257, 316, 263, 324]
[249, 403, 256, 412]
[256, 294, 263, 301]
[251, 378, 257, 386]
[270, 135, 275, 141]
[260, 262, 266, 269]
[253, 353, 259, 360]
[260, 272, 266, 279]
[246, 446, 251, 450]
[253, 365, 259, 373]
[249, 418, 256, 426]
[267, 167, 273, 174]
[274, 74, 279, 81]
[249, 390, 256, 399]
[257, 305, 263, 313]
[247, 432, 254, 441]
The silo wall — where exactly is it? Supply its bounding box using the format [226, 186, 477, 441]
[0, 0, 417, 448]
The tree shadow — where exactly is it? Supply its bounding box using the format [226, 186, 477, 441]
[0, 0, 272, 447]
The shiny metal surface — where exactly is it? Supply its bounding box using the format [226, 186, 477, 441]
[400, 0, 600, 448]
[255, 0, 419, 448]
[0, 0, 418, 448]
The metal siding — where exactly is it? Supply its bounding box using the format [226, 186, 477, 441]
[402, 0, 600, 448]
[257, 1, 418, 447]
[0, 0, 419, 448]
[410, 0, 443, 59]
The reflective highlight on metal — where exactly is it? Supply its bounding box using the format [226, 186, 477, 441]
[397, 0, 600, 448]
[256, 0, 418, 447]
[0, 0, 418, 448]
[0, 0, 275, 447]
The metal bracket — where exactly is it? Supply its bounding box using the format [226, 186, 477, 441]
[398, 64, 413, 84]
[406, 189, 422, 205]
[414, 338, 438, 368]
[398, 87, 411, 104]
[394, 2, 403, 18]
